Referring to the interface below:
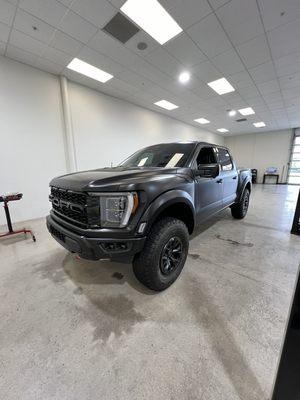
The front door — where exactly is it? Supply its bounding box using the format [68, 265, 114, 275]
[194, 146, 223, 223]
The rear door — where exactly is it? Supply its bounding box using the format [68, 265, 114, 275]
[216, 147, 238, 206]
[193, 145, 223, 222]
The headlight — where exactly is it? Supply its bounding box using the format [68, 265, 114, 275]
[90, 192, 139, 228]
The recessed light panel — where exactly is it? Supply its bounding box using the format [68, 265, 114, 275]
[238, 107, 255, 116]
[217, 128, 229, 133]
[67, 58, 113, 83]
[194, 118, 210, 124]
[154, 100, 178, 110]
[207, 77, 235, 95]
[253, 122, 266, 127]
[121, 0, 182, 45]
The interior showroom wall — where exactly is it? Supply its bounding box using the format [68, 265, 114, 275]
[225, 129, 293, 183]
[0, 56, 223, 225]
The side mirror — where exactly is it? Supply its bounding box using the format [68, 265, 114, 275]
[198, 163, 220, 178]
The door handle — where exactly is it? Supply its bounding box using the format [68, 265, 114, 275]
[216, 179, 223, 184]
[232, 176, 237, 180]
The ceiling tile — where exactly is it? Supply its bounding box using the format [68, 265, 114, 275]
[279, 72, 300, 90]
[237, 84, 260, 99]
[6, 43, 38, 65]
[9, 29, 46, 56]
[0, 21, 10, 42]
[227, 70, 253, 89]
[108, 0, 126, 7]
[58, 10, 97, 43]
[187, 13, 232, 58]
[191, 59, 221, 83]
[217, 0, 264, 46]
[113, 69, 154, 92]
[193, 82, 218, 99]
[107, 77, 140, 94]
[258, 0, 300, 31]
[159, 0, 212, 29]
[258, 79, 280, 94]
[0, 0, 16, 26]
[35, 56, 65, 74]
[211, 48, 244, 75]
[164, 33, 206, 67]
[50, 30, 83, 55]
[268, 18, 300, 59]
[273, 52, 300, 78]
[144, 47, 182, 77]
[209, 0, 231, 10]
[42, 45, 73, 65]
[249, 61, 276, 83]
[89, 29, 141, 68]
[70, 0, 115, 28]
[19, 0, 67, 26]
[0, 40, 6, 55]
[58, 0, 73, 5]
[77, 46, 125, 76]
[125, 30, 158, 56]
[13, 9, 55, 44]
[261, 90, 283, 103]
[236, 34, 271, 68]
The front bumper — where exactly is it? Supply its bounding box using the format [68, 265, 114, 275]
[46, 214, 146, 263]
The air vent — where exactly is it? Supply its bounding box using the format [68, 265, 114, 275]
[236, 118, 247, 122]
[103, 12, 140, 44]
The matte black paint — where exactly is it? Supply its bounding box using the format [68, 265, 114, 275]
[47, 142, 252, 262]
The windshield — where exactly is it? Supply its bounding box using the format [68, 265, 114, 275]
[120, 143, 195, 168]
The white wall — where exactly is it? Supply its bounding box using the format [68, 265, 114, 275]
[0, 56, 66, 225]
[68, 81, 223, 171]
[0, 56, 222, 225]
[225, 130, 293, 183]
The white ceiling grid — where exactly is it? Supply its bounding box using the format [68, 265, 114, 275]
[0, 0, 299, 135]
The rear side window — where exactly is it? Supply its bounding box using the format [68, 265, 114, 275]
[217, 148, 233, 171]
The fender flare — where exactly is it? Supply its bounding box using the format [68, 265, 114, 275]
[236, 178, 252, 203]
[141, 190, 195, 234]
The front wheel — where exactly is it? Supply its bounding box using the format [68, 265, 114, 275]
[231, 188, 250, 219]
[133, 217, 189, 291]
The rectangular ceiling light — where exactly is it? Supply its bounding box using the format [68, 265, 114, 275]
[154, 100, 178, 110]
[194, 118, 210, 124]
[121, 0, 183, 45]
[253, 121, 266, 127]
[67, 58, 113, 83]
[217, 128, 229, 133]
[238, 107, 255, 115]
[207, 77, 235, 95]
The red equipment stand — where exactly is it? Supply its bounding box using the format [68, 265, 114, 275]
[0, 193, 36, 242]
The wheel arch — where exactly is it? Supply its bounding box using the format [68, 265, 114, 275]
[142, 190, 195, 235]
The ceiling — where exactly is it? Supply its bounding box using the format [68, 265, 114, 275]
[1, 0, 300, 136]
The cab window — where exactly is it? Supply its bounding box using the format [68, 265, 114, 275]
[196, 147, 217, 167]
[217, 148, 233, 171]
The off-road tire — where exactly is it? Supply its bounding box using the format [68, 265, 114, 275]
[231, 188, 250, 219]
[133, 217, 189, 291]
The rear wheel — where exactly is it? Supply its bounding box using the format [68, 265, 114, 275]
[231, 188, 250, 219]
[133, 217, 189, 291]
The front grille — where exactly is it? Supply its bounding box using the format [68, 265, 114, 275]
[50, 186, 99, 228]
[51, 187, 86, 205]
[49, 225, 65, 242]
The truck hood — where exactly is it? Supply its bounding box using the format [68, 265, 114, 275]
[50, 166, 192, 192]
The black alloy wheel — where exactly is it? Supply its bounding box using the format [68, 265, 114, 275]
[160, 236, 183, 275]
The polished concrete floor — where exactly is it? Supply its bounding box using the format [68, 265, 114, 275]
[0, 184, 299, 400]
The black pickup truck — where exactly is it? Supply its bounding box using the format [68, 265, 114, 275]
[47, 142, 251, 291]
